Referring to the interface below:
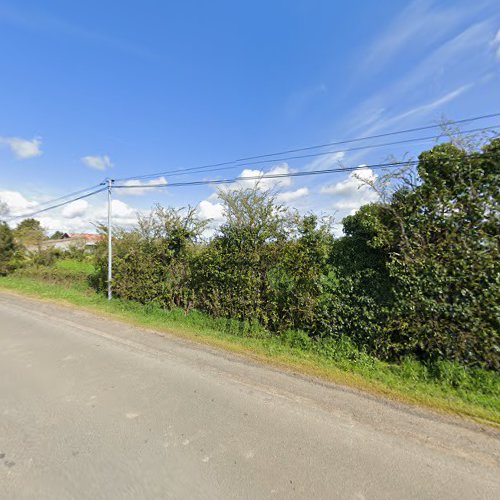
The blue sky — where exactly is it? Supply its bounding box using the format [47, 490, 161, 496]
[0, 0, 499, 233]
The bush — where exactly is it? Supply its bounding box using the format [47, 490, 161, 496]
[281, 329, 312, 350]
[0, 222, 17, 275]
[93, 206, 206, 310]
[88, 138, 499, 371]
[382, 141, 500, 369]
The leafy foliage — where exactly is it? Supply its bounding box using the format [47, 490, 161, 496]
[191, 187, 292, 327]
[14, 218, 45, 249]
[90, 138, 499, 370]
[381, 140, 500, 368]
[0, 222, 17, 275]
[50, 230, 65, 240]
[94, 205, 207, 310]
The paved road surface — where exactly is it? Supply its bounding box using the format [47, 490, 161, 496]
[0, 292, 499, 499]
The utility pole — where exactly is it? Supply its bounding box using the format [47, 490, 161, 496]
[107, 178, 113, 300]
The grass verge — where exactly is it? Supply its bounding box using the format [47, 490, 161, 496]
[1, 270, 498, 427]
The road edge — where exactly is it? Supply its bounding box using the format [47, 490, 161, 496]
[1, 285, 498, 431]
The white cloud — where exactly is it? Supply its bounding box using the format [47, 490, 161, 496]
[82, 154, 113, 170]
[0, 136, 42, 159]
[0, 190, 38, 215]
[196, 163, 300, 230]
[231, 163, 293, 190]
[277, 187, 310, 203]
[0, 201, 8, 218]
[120, 176, 167, 196]
[0, 186, 143, 233]
[34, 212, 99, 233]
[56, 199, 139, 231]
[52, 198, 139, 231]
[197, 200, 224, 222]
[111, 199, 136, 219]
[320, 168, 379, 212]
[62, 199, 88, 218]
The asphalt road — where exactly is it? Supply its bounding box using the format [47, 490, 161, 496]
[0, 292, 499, 499]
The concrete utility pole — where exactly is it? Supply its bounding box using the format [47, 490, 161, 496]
[107, 178, 113, 300]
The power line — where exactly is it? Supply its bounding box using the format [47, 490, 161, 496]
[113, 152, 500, 191]
[6, 153, 497, 221]
[2, 183, 105, 221]
[113, 160, 416, 190]
[25, 183, 105, 209]
[148, 124, 499, 179]
[6, 187, 107, 221]
[115, 113, 500, 182]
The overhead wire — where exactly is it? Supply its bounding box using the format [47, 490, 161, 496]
[114, 152, 499, 191]
[6, 154, 498, 220]
[114, 113, 500, 182]
[143, 124, 499, 179]
[5, 113, 499, 221]
[115, 162, 408, 189]
[25, 183, 106, 209]
[6, 186, 107, 221]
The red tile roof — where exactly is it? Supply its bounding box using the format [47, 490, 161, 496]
[64, 233, 103, 244]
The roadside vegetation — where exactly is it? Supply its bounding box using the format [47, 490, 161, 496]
[0, 137, 499, 425]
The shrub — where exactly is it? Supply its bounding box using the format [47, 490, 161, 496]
[281, 329, 312, 350]
[0, 222, 17, 275]
[88, 138, 500, 371]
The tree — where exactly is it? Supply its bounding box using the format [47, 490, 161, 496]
[14, 218, 45, 249]
[333, 203, 393, 298]
[192, 186, 292, 325]
[50, 231, 64, 240]
[266, 214, 334, 333]
[0, 201, 9, 221]
[0, 222, 16, 275]
[377, 139, 500, 368]
[137, 204, 208, 256]
[93, 205, 207, 310]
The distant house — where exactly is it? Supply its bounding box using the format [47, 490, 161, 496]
[62, 233, 103, 249]
[27, 233, 103, 253]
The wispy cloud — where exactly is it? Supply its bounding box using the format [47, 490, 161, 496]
[371, 84, 474, 133]
[394, 20, 495, 94]
[286, 83, 327, 117]
[0, 136, 42, 159]
[0, 5, 156, 60]
[348, 19, 496, 138]
[304, 152, 344, 172]
[493, 29, 500, 60]
[82, 155, 113, 171]
[362, 0, 494, 73]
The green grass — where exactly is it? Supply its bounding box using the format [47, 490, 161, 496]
[54, 258, 95, 275]
[1, 271, 499, 427]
